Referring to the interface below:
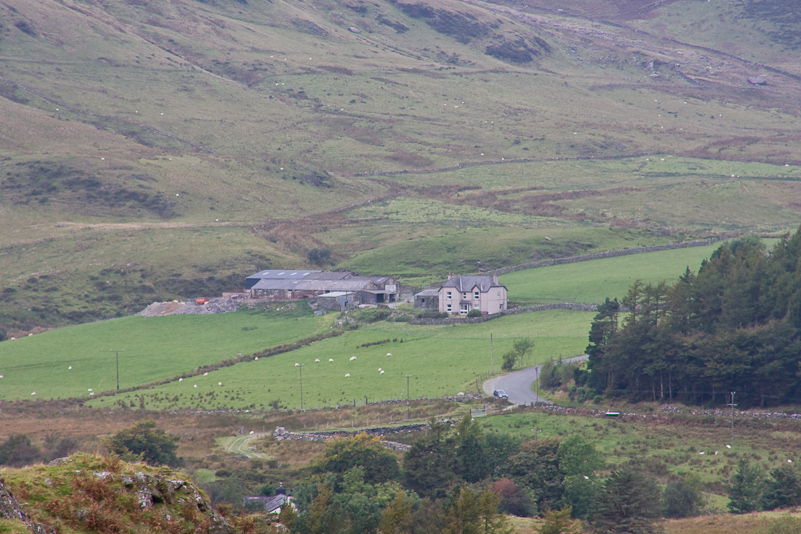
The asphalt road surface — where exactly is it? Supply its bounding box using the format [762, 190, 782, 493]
[482, 355, 589, 406]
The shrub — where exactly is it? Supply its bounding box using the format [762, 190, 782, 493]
[105, 420, 180, 466]
[466, 309, 482, 317]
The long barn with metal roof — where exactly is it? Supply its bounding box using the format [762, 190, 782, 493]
[246, 270, 399, 305]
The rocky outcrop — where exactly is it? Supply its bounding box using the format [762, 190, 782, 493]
[4, 455, 234, 534]
[0, 477, 56, 534]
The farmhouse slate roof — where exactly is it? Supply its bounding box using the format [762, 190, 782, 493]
[441, 275, 505, 292]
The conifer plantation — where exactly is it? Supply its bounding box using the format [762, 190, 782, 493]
[587, 228, 801, 407]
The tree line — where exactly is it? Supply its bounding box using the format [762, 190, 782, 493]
[585, 228, 801, 407]
[282, 417, 685, 534]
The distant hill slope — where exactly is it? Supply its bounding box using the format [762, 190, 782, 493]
[1, 0, 800, 333]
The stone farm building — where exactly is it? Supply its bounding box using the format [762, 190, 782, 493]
[438, 274, 507, 315]
[246, 269, 399, 305]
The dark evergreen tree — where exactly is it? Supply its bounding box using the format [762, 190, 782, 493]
[590, 469, 662, 534]
[586, 297, 620, 393]
[663, 480, 700, 518]
[728, 459, 765, 514]
[403, 424, 457, 499]
[457, 434, 490, 483]
[761, 465, 801, 511]
[502, 438, 564, 512]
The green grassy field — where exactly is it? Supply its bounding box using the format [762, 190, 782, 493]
[0, 306, 331, 401]
[81, 309, 591, 411]
[501, 241, 730, 306]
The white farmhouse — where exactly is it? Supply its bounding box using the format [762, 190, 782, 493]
[438, 274, 507, 315]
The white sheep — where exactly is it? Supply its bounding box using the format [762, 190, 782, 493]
[386, 353, 391, 356]
[350, 356, 357, 361]
[315, 359, 320, 362]
[345, 373, 350, 377]
[329, 358, 334, 362]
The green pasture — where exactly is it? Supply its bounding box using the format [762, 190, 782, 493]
[0, 308, 331, 401]
[501, 241, 732, 306]
[84, 310, 592, 411]
[338, 223, 673, 281]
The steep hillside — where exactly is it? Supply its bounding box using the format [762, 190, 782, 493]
[1, 0, 800, 332]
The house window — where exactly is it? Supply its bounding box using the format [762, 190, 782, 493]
[446, 291, 452, 299]
[497, 291, 501, 297]
[462, 292, 467, 299]
[460, 304, 469, 315]
[447, 304, 452, 312]
[474, 291, 480, 299]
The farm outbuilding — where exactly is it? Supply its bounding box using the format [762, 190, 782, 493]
[315, 291, 356, 312]
[246, 270, 400, 304]
[413, 288, 440, 310]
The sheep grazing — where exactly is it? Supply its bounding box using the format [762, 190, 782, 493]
[386, 353, 391, 356]
[329, 358, 334, 362]
[380, 370, 385, 374]
[315, 359, 320, 362]
[350, 356, 357, 361]
[345, 373, 350, 377]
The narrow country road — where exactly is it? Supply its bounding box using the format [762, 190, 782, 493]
[482, 355, 589, 406]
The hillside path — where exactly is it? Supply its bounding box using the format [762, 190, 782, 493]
[482, 355, 588, 406]
[225, 433, 266, 458]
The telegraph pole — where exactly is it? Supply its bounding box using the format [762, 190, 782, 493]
[111, 349, 124, 390]
[406, 374, 412, 420]
[490, 334, 494, 375]
[727, 391, 737, 443]
[295, 363, 304, 410]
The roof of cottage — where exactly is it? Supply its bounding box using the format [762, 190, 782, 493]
[440, 275, 505, 292]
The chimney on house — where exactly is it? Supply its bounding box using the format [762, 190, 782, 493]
[448, 273, 455, 280]
[492, 273, 499, 284]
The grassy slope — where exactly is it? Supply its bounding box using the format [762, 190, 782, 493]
[502, 240, 730, 305]
[1, 0, 801, 333]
